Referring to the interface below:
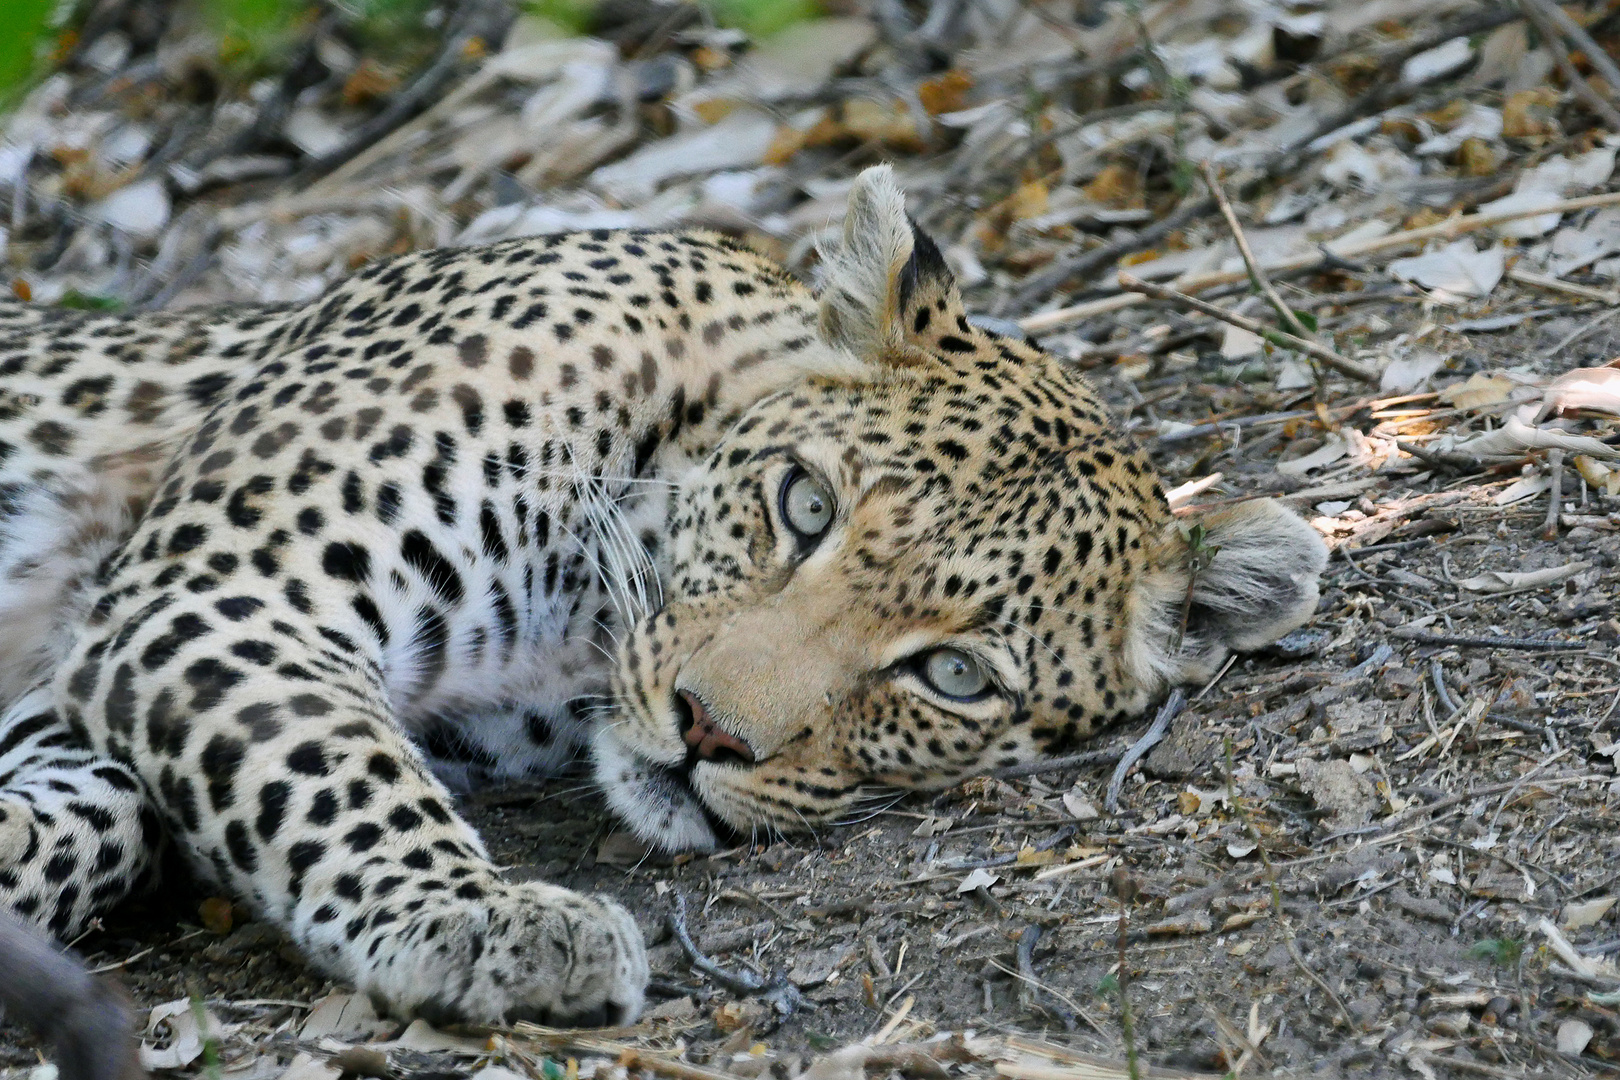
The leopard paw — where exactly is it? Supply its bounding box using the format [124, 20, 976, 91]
[359, 880, 649, 1026]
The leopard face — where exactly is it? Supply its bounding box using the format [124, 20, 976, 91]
[595, 169, 1327, 848]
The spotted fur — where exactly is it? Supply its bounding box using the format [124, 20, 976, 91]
[0, 166, 1324, 1023]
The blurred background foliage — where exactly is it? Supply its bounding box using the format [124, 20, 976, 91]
[0, 0, 824, 107]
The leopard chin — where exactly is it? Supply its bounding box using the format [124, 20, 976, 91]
[591, 724, 722, 852]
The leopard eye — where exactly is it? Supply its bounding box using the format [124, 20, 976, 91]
[920, 648, 991, 700]
[780, 469, 834, 540]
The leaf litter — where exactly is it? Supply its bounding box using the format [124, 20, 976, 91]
[5, 0, 1620, 1075]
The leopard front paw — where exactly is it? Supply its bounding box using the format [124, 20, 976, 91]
[363, 881, 649, 1026]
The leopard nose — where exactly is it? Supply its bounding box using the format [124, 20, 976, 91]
[677, 690, 756, 764]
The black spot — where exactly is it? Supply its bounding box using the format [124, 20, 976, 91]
[216, 596, 263, 621]
[167, 523, 209, 555]
[199, 734, 246, 811]
[286, 741, 328, 776]
[345, 822, 383, 852]
[322, 541, 371, 582]
[184, 657, 243, 711]
[401, 530, 463, 604]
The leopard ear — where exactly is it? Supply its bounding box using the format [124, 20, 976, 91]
[817, 165, 960, 364]
[1126, 498, 1328, 688]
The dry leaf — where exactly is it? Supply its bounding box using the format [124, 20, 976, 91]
[918, 70, 972, 115]
[301, 992, 390, 1040]
[1386, 240, 1505, 298]
[198, 896, 233, 935]
[1564, 897, 1618, 930]
[1436, 414, 1620, 461]
[140, 999, 235, 1070]
[1558, 1019, 1594, 1056]
[1537, 364, 1620, 420]
[957, 867, 1000, 893]
[1457, 562, 1588, 593]
[1062, 791, 1099, 820]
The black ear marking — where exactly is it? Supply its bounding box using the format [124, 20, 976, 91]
[966, 314, 1041, 348]
[897, 219, 953, 314]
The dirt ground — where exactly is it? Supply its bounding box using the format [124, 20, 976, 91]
[3, 297, 1618, 1078]
[8, 0, 1620, 1074]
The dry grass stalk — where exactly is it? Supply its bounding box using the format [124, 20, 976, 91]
[1023, 189, 1620, 334]
[1517, 0, 1620, 131]
[1201, 162, 1314, 341]
[1117, 274, 1379, 383]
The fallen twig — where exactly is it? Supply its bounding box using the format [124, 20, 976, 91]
[1508, 267, 1620, 305]
[1390, 630, 1589, 650]
[1518, 0, 1620, 131]
[1118, 274, 1379, 383]
[1155, 406, 1363, 446]
[299, 0, 516, 186]
[669, 894, 804, 1015]
[1393, 438, 1475, 474]
[1203, 163, 1313, 341]
[1104, 688, 1185, 813]
[1012, 196, 1215, 308]
[1024, 190, 1620, 334]
[1544, 449, 1566, 541]
[1015, 926, 1077, 1031]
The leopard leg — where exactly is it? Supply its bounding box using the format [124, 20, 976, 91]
[56, 587, 648, 1025]
[0, 685, 159, 939]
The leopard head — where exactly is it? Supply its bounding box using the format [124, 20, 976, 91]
[595, 166, 1327, 849]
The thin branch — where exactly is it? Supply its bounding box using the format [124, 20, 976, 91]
[1022, 189, 1620, 334]
[1519, 0, 1620, 131]
[1203, 162, 1314, 340]
[1118, 273, 1380, 383]
[1543, 448, 1565, 541]
[1104, 689, 1185, 812]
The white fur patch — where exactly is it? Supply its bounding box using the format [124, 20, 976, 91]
[590, 725, 718, 852]
[0, 469, 145, 710]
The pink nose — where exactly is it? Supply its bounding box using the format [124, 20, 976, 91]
[679, 691, 756, 764]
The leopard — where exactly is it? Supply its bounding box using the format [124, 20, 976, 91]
[0, 166, 1327, 1028]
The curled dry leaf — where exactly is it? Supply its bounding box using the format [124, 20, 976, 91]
[1432, 414, 1620, 462]
[1456, 562, 1588, 593]
[1537, 364, 1620, 420]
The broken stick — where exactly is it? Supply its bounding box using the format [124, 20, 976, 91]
[1117, 273, 1380, 383]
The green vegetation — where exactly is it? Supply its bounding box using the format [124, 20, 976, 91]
[1469, 937, 1525, 968]
[1, 0, 825, 107]
[56, 289, 124, 310]
[0, 0, 62, 106]
[706, 0, 820, 39]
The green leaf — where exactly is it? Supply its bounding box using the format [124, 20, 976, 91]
[0, 0, 56, 106]
[1291, 309, 1318, 333]
[710, 0, 824, 38]
[1094, 972, 1120, 998]
[57, 290, 123, 311]
[1468, 937, 1524, 967]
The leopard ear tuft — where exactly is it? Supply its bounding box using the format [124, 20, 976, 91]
[1126, 498, 1328, 689]
[817, 165, 957, 363]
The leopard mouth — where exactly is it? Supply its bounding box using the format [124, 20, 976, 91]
[649, 758, 739, 842]
[590, 722, 731, 852]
